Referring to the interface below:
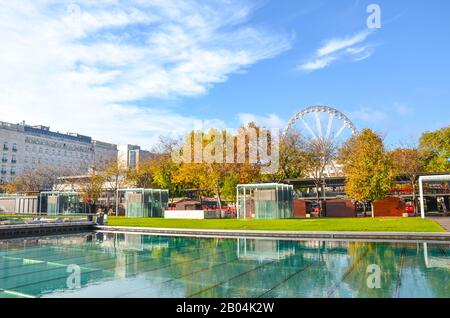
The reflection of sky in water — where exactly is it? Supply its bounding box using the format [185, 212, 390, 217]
[0, 233, 449, 298]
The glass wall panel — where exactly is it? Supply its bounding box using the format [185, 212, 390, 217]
[237, 184, 293, 220]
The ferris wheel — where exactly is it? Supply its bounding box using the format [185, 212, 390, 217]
[283, 105, 357, 176]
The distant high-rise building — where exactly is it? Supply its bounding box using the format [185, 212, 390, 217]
[0, 120, 117, 183]
[117, 144, 152, 171]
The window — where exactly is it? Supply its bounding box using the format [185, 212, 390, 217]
[3, 142, 8, 151]
[11, 154, 16, 163]
[12, 143, 17, 152]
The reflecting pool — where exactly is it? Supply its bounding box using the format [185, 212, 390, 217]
[0, 232, 449, 298]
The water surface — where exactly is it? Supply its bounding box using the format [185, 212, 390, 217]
[0, 232, 449, 298]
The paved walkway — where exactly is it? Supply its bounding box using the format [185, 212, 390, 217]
[431, 217, 450, 232]
[97, 225, 450, 242]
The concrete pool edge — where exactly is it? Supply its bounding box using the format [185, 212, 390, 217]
[96, 225, 450, 242]
[0, 221, 97, 239]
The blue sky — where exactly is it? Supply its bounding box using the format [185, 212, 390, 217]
[0, 0, 449, 149]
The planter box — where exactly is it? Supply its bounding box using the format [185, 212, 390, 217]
[164, 210, 222, 219]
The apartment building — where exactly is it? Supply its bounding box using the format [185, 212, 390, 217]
[0, 120, 118, 183]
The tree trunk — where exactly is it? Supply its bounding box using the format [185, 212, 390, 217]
[371, 202, 375, 218]
[216, 184, 222, 209]
[362, 202, 367, 217]
[442, 200, 448, 217]
[412, 177, 417, 216]
[315, 183, 321, 217]
[321, 183, 326, 217]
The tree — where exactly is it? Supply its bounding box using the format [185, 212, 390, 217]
[419, 125, 450, 172]
[389, 148, 426, 215]
[101, 159, 129, 215]
[338, 129, 394, 217]
[303, 138, 337, 217]
[79, 173, 105, 213]
[152, 157, 182, 202]
[222, 175, 239, 202]
[7, 166, 73, 193]
[271, 130, 307, 181]
[127, 159, 155, 188]
[172, 126, 263, 208]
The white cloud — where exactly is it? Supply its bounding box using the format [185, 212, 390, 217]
[298, 30, 375, 72]
[317, 31, 370, 57]
[350, 107, 386, 122]
[393, 102, 413, 115]
[297, 56, 336, 71]
[0, 0, 291, 149]
[238, 113, 285, 129]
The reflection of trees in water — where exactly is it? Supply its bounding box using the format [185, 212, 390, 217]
[227, 240, 353, 298]
[93, 235, 450, 298]
[345, 242, 450, 298]
[421, 245, 450, 298]
[345, 242, 404, 297]
[278, 241, 353, 298]
[134, 236, 238, 297]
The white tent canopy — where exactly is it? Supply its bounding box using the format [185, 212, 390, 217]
[419, 175, 450, 218]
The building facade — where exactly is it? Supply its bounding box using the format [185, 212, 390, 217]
[0, 120, 117, 183]
[117, 144, 152, 171]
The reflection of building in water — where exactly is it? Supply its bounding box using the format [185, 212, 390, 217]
[95, 233, 170, 279]
[237, 238, 351, 262]
[423, 243, 450, 269]
[237, 238, 296, 261]
[301, 240, 348, 250]
[99, 233, 169, 253]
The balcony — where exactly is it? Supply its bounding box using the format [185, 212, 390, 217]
[3, 145, 8, 151]
[12, 147, 18, 152]
[1, 158, 7, 163]
[11, 159, 17, 164]
[1, 170, 7, 175]
[10, 170, 15, 175]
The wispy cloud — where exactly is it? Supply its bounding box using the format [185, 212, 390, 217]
[350, 107, 386, 122]
[0, 0, 291, 149]
[298, 30, 375, 71]
[393, 102, 414, 115]
[238, 113, 285, 129]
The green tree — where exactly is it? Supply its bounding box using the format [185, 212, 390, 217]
[222, 174, 239, 202]
[338, 129, 394, 217]
[419, 125, 450, 172]
[152, 159, 183, 201]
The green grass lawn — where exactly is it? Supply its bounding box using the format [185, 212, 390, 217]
[106, 216, 445, 233]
